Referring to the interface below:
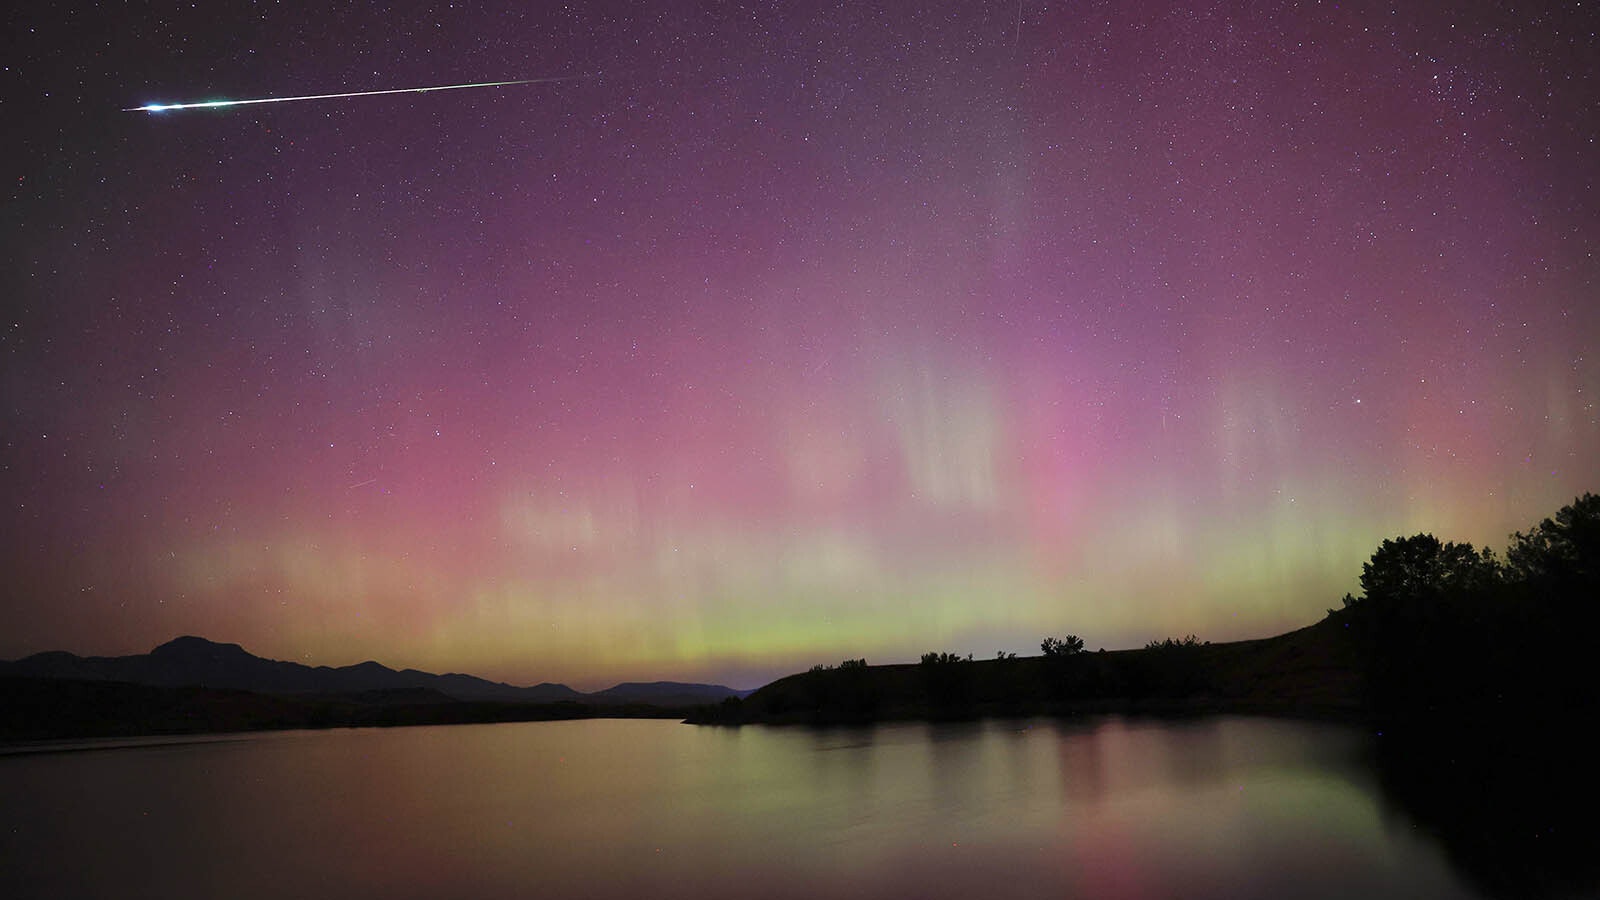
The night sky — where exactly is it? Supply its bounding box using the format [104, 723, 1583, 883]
[4, 1, 1596, 690]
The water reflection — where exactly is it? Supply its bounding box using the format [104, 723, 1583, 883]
[0, 716, 1533, 899]
[1372, 724, 1599, 900]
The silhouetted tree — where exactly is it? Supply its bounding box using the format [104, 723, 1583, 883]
[797, 658, 877, 721]
[1356, 534, 1500, 614]
[1506, 493, 1599, 590]
[1122, 635, 1211, 697]
[919, 651, 973, 711]
[1344, 494, 1600, 898]
[1502, 494, 1600, 711]
[1144, 634, 1205, 650]
[1344, 532, 1508, 725]
[1041, 635, 1084, 657]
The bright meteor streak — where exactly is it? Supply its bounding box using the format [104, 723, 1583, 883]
[124, 76, 583, 113]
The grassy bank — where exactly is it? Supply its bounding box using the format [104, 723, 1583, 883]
[688, 617, 1364, 725]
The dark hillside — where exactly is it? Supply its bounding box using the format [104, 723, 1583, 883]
[691, 618, 1364, 725]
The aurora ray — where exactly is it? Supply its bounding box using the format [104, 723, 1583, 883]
[125, 76, 582, 113]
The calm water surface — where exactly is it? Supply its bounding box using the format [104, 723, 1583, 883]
[0, 716, 1483, 899]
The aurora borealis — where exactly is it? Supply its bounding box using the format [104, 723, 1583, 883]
[4, 2, 1595, 690]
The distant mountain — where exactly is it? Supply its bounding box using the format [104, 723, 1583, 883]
[588, 681, 749, 707]
[0, 637, 744, 708]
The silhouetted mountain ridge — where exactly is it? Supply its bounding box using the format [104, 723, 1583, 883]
[0, 637, 746, 707]
[589, 681, 756, 707]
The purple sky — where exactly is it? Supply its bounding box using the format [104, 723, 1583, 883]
[4, 1, 1596, 689]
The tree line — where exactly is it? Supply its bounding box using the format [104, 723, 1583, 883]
[1330, 492, 1598, 727]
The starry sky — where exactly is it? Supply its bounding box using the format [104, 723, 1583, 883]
[4, 1, 1596, 690]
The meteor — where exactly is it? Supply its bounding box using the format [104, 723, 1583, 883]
[125, 76, 584, 113]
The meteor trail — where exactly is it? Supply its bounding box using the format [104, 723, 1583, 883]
[125, 76, 585, 113]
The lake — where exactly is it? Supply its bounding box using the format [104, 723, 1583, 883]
[0, 716, 1488, 899]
